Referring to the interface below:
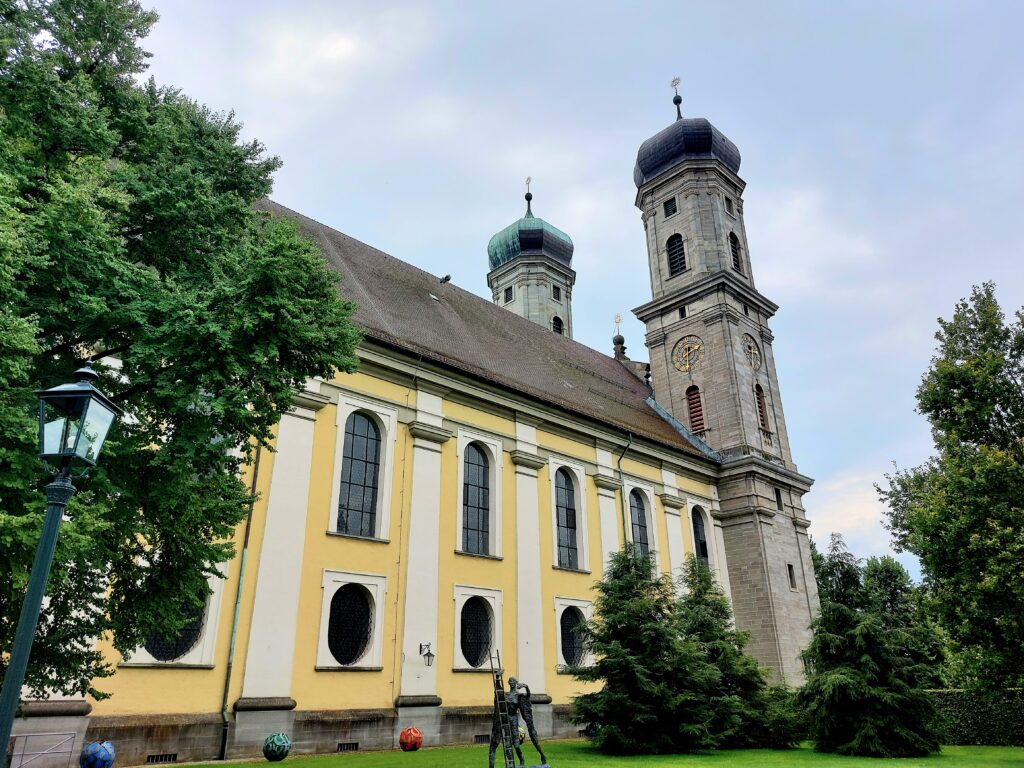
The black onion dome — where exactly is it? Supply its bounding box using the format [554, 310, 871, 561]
[634, 117, 741, 187]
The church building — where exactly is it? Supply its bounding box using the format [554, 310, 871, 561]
[18, 97, 819, 764]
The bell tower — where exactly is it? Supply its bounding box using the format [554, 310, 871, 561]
[487, 182, 576, 337]
[631, 86, 819, 682]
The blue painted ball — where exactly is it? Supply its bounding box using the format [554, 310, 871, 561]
[262, 733, 291, 762]
[80, 741, 115, 768]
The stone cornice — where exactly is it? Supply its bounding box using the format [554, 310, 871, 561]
[408, 421, 453, 444]
[291, 389, 331, 412]
[593, 474, 623, 491]
[509, 450, 546, 469]
[632, 270, 779, 323]
[658, 493, 686, 510]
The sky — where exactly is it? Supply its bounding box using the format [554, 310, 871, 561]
[140, 0, 1024, 578]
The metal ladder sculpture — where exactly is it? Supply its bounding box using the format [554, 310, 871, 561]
[490, 650, 516, 768]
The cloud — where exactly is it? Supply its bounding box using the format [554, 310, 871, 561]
[807, 467, 920, 578]
[746, 186, 878, 304]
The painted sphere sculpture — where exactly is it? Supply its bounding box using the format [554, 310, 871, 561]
[80, 741, 116, 768]
[517, 725, 526, 745]
[262, 733, 292, 762]
[399, 726, 423, 752]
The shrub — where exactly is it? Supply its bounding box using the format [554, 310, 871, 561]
[931, 689, 1024, 746]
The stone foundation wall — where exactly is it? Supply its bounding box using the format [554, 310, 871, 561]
[50, 703, 580, 765]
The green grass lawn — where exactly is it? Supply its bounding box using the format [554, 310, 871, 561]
[208, 740, 1024, 767]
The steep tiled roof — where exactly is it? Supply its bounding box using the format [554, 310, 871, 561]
[257, 199, 709, 459]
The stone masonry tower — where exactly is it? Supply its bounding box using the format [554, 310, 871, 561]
[487, 189, 576, 337]
[631, 92, 819, 682]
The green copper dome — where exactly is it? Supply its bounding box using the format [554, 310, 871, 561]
[487, 194, 574, 271]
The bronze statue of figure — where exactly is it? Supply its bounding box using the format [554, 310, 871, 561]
[488, 676, 548, 768]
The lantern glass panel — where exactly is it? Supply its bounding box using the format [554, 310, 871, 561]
[40, 402, 82, 458]
[77, 399, 116, 463]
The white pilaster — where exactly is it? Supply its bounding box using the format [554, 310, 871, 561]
[397, 388, 451, 702]
[595, 446, 623, 568]
[241, 390, 327, 699]
[511, 415, 547, 693]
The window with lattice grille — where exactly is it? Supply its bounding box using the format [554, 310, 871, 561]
[462, 443, 490, 555]
[692, 507, 710, 567]
[686, 385, 704, 432]
[663, 197, 678, 217]
[755, 384, 770, 431]
[460, 596, 492, 668]
[555, 468, 578, 569]
[629, 490, 650, 557]
[338, 412, 381, 537]
[327, 583, 373, 665]
[730, 233, 743, 273]
[666, 234, 686, 276]
[552, 285, 561, 301]
[559, 606, 586, 667]
[503, 286, 513, 303]
[144, 595, 206, 662]
[552, 316, 564, 335]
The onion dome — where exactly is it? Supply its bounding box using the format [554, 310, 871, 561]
[487, 191, 574, 271]
[633, 93, 741, 187]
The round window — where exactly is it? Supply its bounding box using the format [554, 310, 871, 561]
[144, 598, 206, 662]
[460, 596, 492, 668]
[328, 584, 373, 665]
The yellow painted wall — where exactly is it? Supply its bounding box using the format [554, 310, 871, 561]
[86, 363, 720, 716]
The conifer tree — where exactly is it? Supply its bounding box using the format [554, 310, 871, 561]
[798, 537, 940, 757]
[573, 547, 720, 754]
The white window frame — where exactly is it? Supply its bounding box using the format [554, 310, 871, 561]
[624, 479, 660, 569]
[454, 427, 504, 558]
[329, 392, 399, 540]
[548, 456, 590, 572]
[316, 569, 388, 669]
[554, 596, 594, 670]
[453, 584, 502, 670]
[123, 565, 227, 667]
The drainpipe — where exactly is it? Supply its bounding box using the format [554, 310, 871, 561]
[219, 443, 262, 761]
[615, 433, 634, 548]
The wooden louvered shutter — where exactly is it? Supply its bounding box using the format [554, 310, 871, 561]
[755, 384, 769, 431]
[686, 385, 704, 432]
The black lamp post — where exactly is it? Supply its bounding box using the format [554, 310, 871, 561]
[0, 363, 121, 763]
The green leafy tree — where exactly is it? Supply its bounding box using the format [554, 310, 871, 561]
[573, 548, 721, 754]
[0, 0, 361, 698]
[880, 282, 1024, 688]
[799, 537, 940, 757]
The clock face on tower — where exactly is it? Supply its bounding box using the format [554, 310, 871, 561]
[672, 335, 704, 372]
[742, 333, 762, 370]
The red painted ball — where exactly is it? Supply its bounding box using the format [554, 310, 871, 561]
[399, 726, 423, 752]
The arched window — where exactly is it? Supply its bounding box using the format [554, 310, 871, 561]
[629, 489, 650, 557]
[686, 385, 704, 433]
[338, 412, 381, 537]
[144, 593, 206, 662]
[460, 596, 493, 668]
[327, 583, 373, 666]
[692, 507, 710, 567]
[666, 234, 686, 276]
[755, 384, 770, 431]
[559, 606, 586, 667]
[462, 442, 490, 555]
[729, 232, 743, 273]
[552, 316, 564, 335]
[555, 468, 578, 569]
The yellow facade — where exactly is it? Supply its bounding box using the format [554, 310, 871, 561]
[82, 344, 720, 758]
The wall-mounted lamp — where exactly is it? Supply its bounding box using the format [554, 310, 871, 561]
[419, 643, 435, 667]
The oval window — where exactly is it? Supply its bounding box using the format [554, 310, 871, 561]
[460, 596, 493, 668]
[328, 583, 373, 665]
